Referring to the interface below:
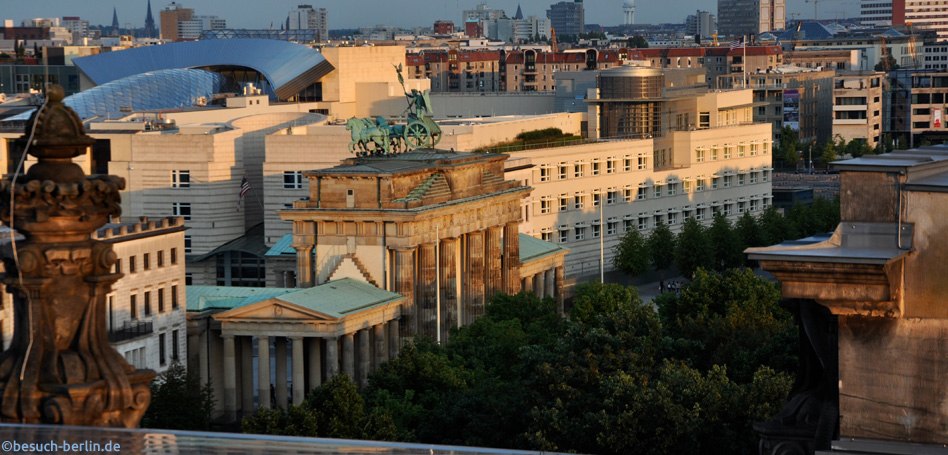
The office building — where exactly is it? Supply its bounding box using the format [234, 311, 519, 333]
[287, 4, 328, 41]
[833, 71, 884, 149]
[160, 2, 193, 41]
[547, 0, 584, 37]
[686, 10, 717, 39]
[717, 0, 785, 37]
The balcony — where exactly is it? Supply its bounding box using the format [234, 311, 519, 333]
[109, 320, 154, 343]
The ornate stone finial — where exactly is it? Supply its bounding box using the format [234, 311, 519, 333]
[0, 84, 152, 427]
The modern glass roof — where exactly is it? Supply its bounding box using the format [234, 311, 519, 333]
[73, 39, 334, 100]
[7, 69, 225, 121]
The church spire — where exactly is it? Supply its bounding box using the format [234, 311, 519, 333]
[514, 4, 524, 20]
[111, 7, 120, 36]
[144, 0, 156, 38]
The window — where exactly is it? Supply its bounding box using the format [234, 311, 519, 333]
[171, 285, 179, 309]
[157, 288, 165, 313]
[724, 146, 732, 159]
[668, 212, 678, 225]
[172, 330, 179, 361]
[739, 173, 746, 185]
[559, 194, 569, 211]
[539, 167, 551, 182]
[575, 227, 586, 241]
[184, 235, 192, 254]
[558, 164, 568, 179]
[591, 161, 601, 175]
[696, 208, 705, 221]
[573, 163, 584, 178]
[171, 170, 190, 188]
[157, 250, 164, 267]
[159, 333, 166, 366]
[683, 180, 691, 193]
[638, 217, 648, 230]
[170, 248, 178, 265]
[592, 223, 601, 238]
[607, 191, 618, 205]
[750, 143, 759, 155]
[592, 193, 601, 207]
[712, 177, 720, 189]
[114, 258, 122, 274]
[606, 160, 615, 174]
[623, 157, 633, 171]
[144, 291, 152, 316]
[711, 147, 719, 161]
[637, 187, 646, 200]
[696, 149, 706, 163]
[130, 295, 137, 320]
[738, 144, 747, 157]
[143, 253, 150, 271]
[667, 183, 677, 196]
[654, 185, 663, 198]
[129, 256, 137, 273]
[637, 156, 647, 170]
[185, 273, 193, 285]
[541, 231, 553, 242]
[696, 179, 705, 191]
[172, 202, 191, 221]
[724, 204, 732, 216]
[283, 171, 303, 189]
[540, 198, 551, 214]
[724, 176, 732, 188]
[750, 172, 758, 184]
[624, 219, 635, 231]
[559, 230, 569, 243]
[699, 112, 710, 129]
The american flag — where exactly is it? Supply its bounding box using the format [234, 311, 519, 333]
[239, 177, 252, 201]
[729, 38, 744, 50]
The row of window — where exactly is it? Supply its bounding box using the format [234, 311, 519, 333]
[128, 285, 180, 319]
[115, 248, 179, 274]
[694, 142, 768, 162]
[124, 329, 180, 368]
[171, 170, 305, 190]
[538, 156, 648, 181]
[536, 171, 770, 215]
[539, 198, 769, 243]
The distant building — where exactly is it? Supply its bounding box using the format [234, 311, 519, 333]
[717, 0, 785, 37]
[832, 71, 884, 149]
[860, 0, 896, 26]
[61, 16, 90, 43]
[623, 0, 636, 25]
[547, 0, 584, 37]
[462, 3, 506, 23]
[888, 69, 948, 146]
[144, 0, 157, 38]
[287, 4, 328, 42]
[433, 20, 454, 35]
[685, 10, 717, 39]
[159, 2, 193, 41]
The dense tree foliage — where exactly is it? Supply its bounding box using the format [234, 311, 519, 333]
[142, 362, 215, 431]
[614, 200, 840, 277]
[245, 275, 798, 454]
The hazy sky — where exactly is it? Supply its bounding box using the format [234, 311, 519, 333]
[3, 0, 862, 30]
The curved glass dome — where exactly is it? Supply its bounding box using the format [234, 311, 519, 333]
[66, 68, 226, 120]
[7, 68, 226, 122]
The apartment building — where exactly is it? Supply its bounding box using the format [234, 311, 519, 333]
[833, 71, 884, 149]
[888, 69, 948, 146]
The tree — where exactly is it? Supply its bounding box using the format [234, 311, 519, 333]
[306, 374, 368, 439]
[647, 221, 676, 273]
[242, 404, 318, 436]
[674, 217, 712, 278]
[630, 35, 648, 48]
[820, 137, 838, 165]
[735, 211, 763, 249]
[142, 362, 215, 431]
[874, 54, 898, 71]
[707, 213, 743, 271]
[776, 125, 800, 168]
[613, 228, 650, 276]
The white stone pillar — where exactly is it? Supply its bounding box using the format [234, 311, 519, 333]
[257, 335, 270, 410]
[545, 269, 555, 301]
[388, 320, 400, 360]
[308, 337, 321, 391]
[275, 337, 288, 408]
[292, 337, 305, 406]
[222, 335, 237, 420]
[342, 333, 355, 379]
[534, 272, 545, 298]
[373, 324, 386, 371]
[325, 336, 340, 379]
[358, 329, 370, 386]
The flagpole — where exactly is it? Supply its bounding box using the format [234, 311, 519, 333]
[435, 225, 441, 344]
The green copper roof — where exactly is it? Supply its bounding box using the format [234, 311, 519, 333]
[518, 233, 568, 263]
[187, 278, 402, 319]
[265, 233, 296, 256]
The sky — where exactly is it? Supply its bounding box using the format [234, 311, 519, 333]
[2, 0, 863, 30]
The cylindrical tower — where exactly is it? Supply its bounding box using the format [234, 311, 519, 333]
[623, 0, 636, 25]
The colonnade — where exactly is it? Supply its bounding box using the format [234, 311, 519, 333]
[213, 319, 400, 419]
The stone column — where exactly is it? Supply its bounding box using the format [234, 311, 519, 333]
[503, 221, 522, 294]
[545, 269, 555, 301]
[293, 221, 317, 288]
[257, 336, 270, 410]
[358, 329, 371, 386]
[325, 336, 339, 378]
[554, 266, 565, 315]
[394, 248, 416, 338]
[484, 226, 503, 299]
[534, 271, 545, 298]
[523, 274, 535, 296]
[222, 335, 237, 420]
[439, 237, 458, 342]
[373, 324, 386, 371]
[464, 230, 486, 324]
[240, 337, 254, 414]
[275, 337, 288, 409]
[388, 320, 400, 359]
[418, 243, 437, 338]
[308, 337, 321, 391]
[291, 337, 305, 406]
[198, 329, 209, 387]
[342, 333, 355, 380]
